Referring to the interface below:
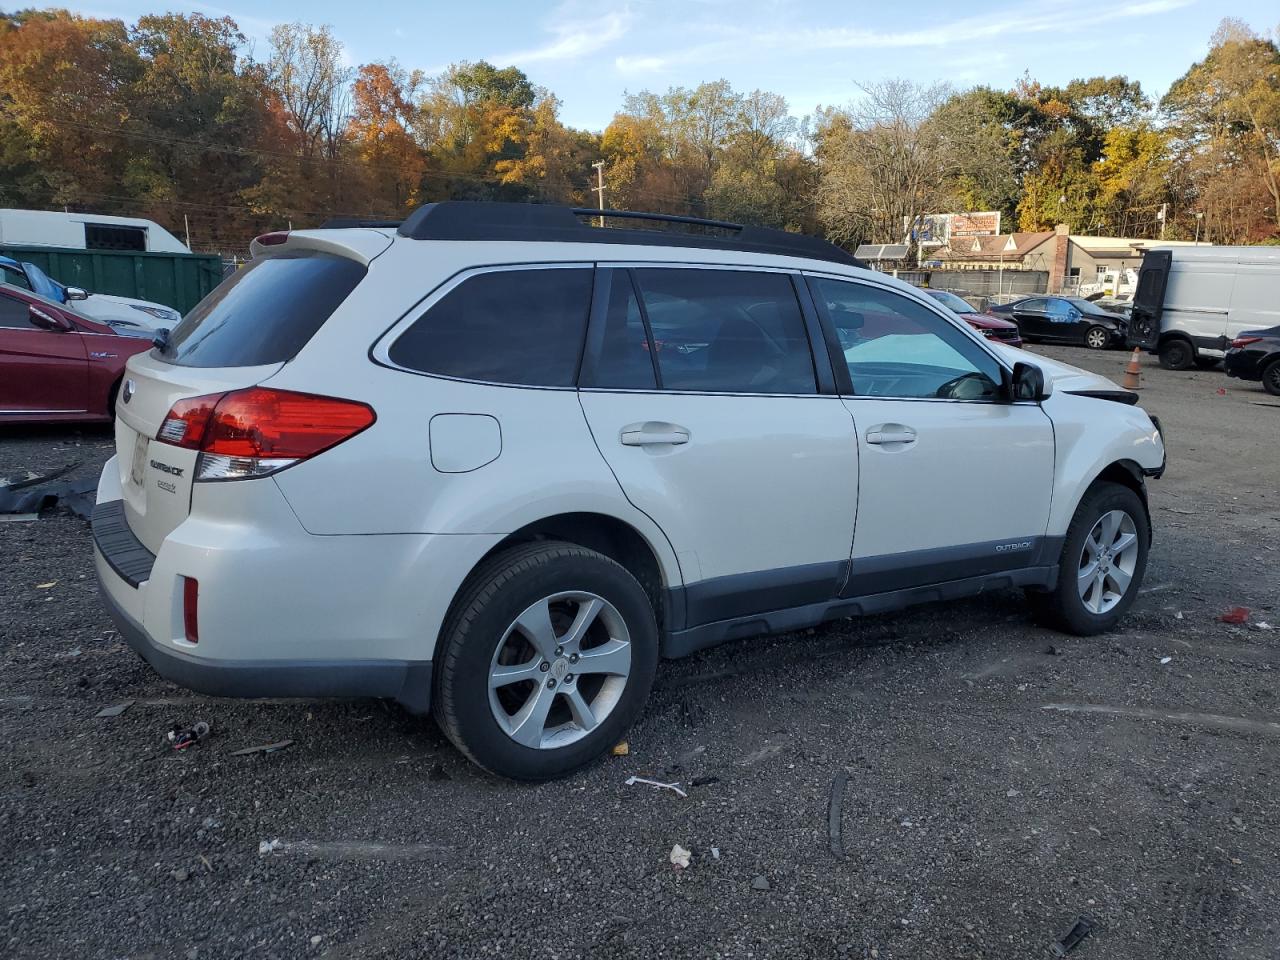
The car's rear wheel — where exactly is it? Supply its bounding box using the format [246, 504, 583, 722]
[1026, 482, 1149, 635]
[433, 541, 658, 781]
[1262, 358, 1280, 396]
[1084, 326, 1110, 350]
[1158, 338, 1194, 370]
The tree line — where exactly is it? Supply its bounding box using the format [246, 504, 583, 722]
[1, 10, 1277, 255]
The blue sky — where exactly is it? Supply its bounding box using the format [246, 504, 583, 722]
[71, 0, 1279, 130]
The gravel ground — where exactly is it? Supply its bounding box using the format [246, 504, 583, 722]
[1, 345, 1278, 960]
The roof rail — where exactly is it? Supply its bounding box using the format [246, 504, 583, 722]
[319, 217, 404, 229]
[395, 201, 861, 267]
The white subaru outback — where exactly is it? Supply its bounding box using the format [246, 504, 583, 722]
[93, 203, 1166, 780]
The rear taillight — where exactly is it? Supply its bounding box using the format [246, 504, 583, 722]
[1231, 336, 1262, 349]
[254, 231, 290, 246]
[156, 387, 375, 481]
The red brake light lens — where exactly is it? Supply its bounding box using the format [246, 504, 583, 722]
[1231, 336, 1262, 349]
[183, 576, 199, 644]
[156, 388, 375, 481]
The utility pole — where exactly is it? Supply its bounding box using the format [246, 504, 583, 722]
[591, 161, 606, 227]
[1158, 202, 1167, 240]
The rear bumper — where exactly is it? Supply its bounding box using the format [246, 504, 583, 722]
[1223, 351, 1263, 381]
[96, 568, 434, 712]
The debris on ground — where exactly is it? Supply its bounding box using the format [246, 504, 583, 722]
[668, 844, 691, 869]
[828, 771, 848, 860]
[171, 867, 190, 882]
[258, 839, 282, 856]
[230, 739, 294, 756]
[691, 775, 720, 787]
[1049, 916, 1094, 956]
[1219, 607, 1251, 624]
[625, 776, 688, 798]
[710, 847, 720, 861]
[750, 875, 771, 891]
[168, 721, 211, 750]
[1160, 656, 1173, 665]
[0, 465, 95, 520]
[94, 700, 134, 719]
[1256, 621, 1273, 631]
[611, 741, 630, 756]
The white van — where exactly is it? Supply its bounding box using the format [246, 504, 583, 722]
[1128, 245, 1280, 369]
[0, 209, 190, 254]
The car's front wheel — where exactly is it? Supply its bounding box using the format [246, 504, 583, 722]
[433, 541, 658, 781]
[1027, 481, 1149, 635]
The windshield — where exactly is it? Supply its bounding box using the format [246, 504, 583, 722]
[21, 262, 65, 302]
[927, 290, 974, 313]
[1066, 297, 1112, 317]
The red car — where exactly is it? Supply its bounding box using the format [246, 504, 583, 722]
[922, 289, 1023, 348]
[0, 284, 153, 423]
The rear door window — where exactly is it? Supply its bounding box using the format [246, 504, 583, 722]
[630, 268, 816, 394]
[161, 252, 367, 368]
[0, 290, 31, 328]
[389, 267, 592, 387]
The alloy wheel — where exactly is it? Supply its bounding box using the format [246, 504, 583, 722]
[488, 591, 632, 750]
[1077, 510, 1140, 615]
[1086, 327, 1108, 349]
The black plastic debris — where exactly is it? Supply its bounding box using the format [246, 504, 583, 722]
[828, 771, 849, 860]
[1050, 917, 1094, 956]
[230, 739, 294, 756]
[95, 700, 135, 719]
[0, 465, 95, 520]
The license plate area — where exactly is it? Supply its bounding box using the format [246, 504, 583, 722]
[130, 435, 150, 488]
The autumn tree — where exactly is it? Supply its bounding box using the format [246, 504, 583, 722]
[1163, 19, 1280, 241]
[349, 61, 424, 213]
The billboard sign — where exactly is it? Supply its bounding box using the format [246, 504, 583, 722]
[908, 211, 1002, 245]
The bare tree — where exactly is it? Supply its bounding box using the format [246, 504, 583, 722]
[816, 80, 961, 252]
[267, 23, 352, 162]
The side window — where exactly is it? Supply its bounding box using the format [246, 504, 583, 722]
[1017, 298, 1045, 312]
[1, 264, 32, 291]
[85, 223, 146, 251]
[1045, 299, 1076, 322]
[810, 277, 1004, 401]
[0, 291, 32, 329]
[591, 270, 657, 389]
[631, 268, 816, 394]
[389, 267, 592, 387]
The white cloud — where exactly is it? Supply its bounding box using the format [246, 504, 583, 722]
[491, 2, 633, 65]
[615, 54, 667, 74]
[617, 0, 1196, 70]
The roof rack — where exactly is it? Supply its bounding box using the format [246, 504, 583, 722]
[394, 202, 861, 267]
[318, 217, 404, 229]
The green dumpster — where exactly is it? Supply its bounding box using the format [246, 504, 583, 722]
[0, 244, 223, 316]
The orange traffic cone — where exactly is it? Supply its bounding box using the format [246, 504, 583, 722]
[1122, 348, 1142, 390]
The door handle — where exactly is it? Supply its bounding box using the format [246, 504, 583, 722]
[866, 424, 917, 445]
[620, 422, 691, 446]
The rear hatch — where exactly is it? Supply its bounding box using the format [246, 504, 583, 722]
[111, 232, 383, 554]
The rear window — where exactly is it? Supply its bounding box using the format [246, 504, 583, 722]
[85, 223, 146, 251]
[388, 267, 592, 386]
[161, 252, 366, 368]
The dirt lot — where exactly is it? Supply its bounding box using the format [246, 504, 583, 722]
[1, 346, 1278, 960]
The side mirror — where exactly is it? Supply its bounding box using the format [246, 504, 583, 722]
[65, 286, 89, 301]
[29, 304, 71, 332]
[1010, 361, 1050, 402]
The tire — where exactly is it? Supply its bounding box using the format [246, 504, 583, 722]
[1262, 358, 1280, 397]
[1158, 338, 1194, 370]
[1084, 326, 1110, 350]
[107, 377, 123, 420]
[1026, 481, 1149, 636]
[433, 541, 658, 781]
